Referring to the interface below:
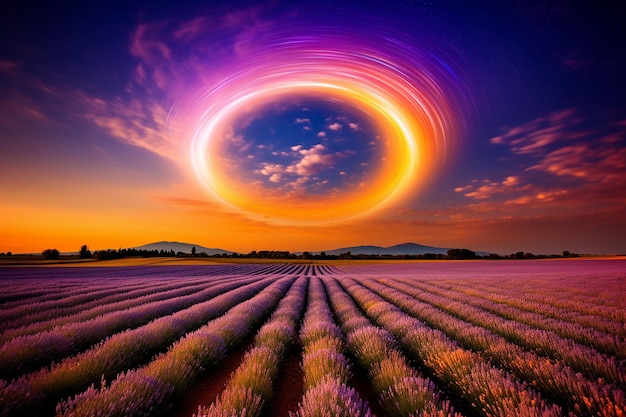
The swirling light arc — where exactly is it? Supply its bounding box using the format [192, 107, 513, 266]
[188, 33, 462, 224]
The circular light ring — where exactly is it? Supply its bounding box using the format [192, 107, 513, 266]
[187, 32, 463, 224]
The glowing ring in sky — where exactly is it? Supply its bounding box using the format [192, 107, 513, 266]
[188, 32, 462, 224]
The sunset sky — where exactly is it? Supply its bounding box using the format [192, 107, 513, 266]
[1, 1, 625, 255]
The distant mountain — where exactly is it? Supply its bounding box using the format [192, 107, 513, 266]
[134, 241, 237, 256]
[322, 242, 451, 256]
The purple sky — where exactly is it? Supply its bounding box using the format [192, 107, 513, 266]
[1, 1, 625, 255]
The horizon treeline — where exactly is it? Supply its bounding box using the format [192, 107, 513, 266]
[5, 246, 582, 261]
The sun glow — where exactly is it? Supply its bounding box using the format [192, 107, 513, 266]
[181, 29, 465, 224]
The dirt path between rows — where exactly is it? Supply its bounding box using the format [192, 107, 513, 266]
[349, 367, 387, 417]
[165, 334, 255, 417]
[261, 341, 304, 417]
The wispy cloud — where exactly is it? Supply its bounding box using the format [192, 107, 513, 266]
[489, 108, 582, 154]
[455, 176, 531, 200]
[0, 60, 20, 76]
[0, 64, 60, 128]
[80, 94, 177, 160]
[456, 109, 626, 215]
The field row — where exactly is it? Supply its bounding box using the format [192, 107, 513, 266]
[0, 261, 624, 417]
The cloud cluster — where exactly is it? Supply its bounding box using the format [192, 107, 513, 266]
[456, 109, 626, 215]
[256, 144, 344, 188]
[287, 144, 337, 176]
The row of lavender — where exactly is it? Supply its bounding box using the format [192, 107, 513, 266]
[0, 263, 336, 306]
[195, 276, 307, 416]
[353, 276, 625, 416]
[0, 264, 331, 417]
[0, 264, 335, 343]
[189, 269, 625, 417]
[1, 262, 625, 417]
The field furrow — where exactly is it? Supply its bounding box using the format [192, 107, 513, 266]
[406, 279, 625, 359]
[0, 260, 624, 417]
[340, 277, 564, 417]
[0, 276, 278, 417]
[194, 277, 307, 416]
[363, 278, 625, 417]
[0, 275, 260, 380]
[0, 277, 232, 342]
[323, 277, 461, 417]
[291, 277, 373, 417]
[55, 277, 295, 417]
[425, 279, 626, 353]
[386, 277, 625, 388]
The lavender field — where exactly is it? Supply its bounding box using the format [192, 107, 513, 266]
[0, 259, 624, 417]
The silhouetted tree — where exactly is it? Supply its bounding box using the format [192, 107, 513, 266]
[191, 246, 196, 256]
[95, 249, 123, 260]
[42, 249, 60, 259]
[79, 244, 91, 259]
[446, 248, 476, 260]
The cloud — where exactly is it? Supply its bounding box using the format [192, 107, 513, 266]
[458, 176, 529, 200]
[530, 138, 626, 184]
[0, 66, 62, 129]
[63, 4, 280, 161]
[267, 173, 282, 183]
[489, 109, 583, 154]
[0, 60, 20, 76]
[256, 143, 347, 185]
[317, 131, 327, 138]
[286, 144, 338, 176]
[456, 108, 626, 217]
[81, 94, 177, 160]
[328, 122, 342, 131]
[294, 118, 310, 124]
[259, 163, 285, 176]
[130, 23, 172, 65]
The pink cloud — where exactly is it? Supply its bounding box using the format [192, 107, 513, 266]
[81, 94, 177, 160]
[530, 139, 626, 184]
[457, 176, 530, 200]
[130, 22, 172, 65]
[0, 76, 60, 129]
[456, 109, 626, 220]
[259, 164, 285, 176]
[0, 60, 20, 75]
[489, 108, 580, 155]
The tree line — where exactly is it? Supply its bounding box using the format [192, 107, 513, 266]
[29, 245, 579, 261]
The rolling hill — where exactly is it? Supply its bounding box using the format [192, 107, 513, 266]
[322, 242, 451, 256]
[133, 241, 237, 256]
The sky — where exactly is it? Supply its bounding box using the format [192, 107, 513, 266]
[1, 0, 625, 255]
